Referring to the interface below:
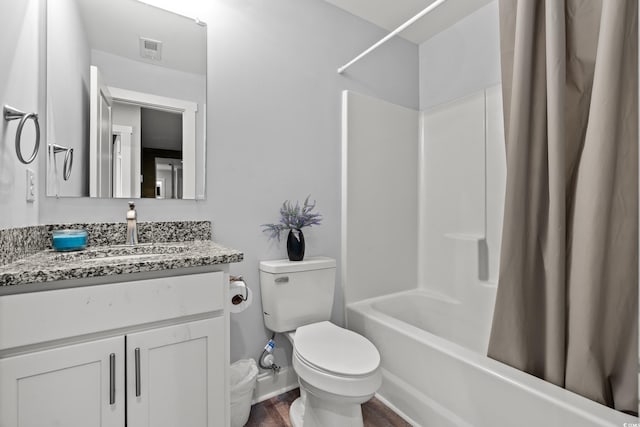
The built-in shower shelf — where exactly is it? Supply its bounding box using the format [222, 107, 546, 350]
[444, 233, 485, 241]
[444, 233, 490, 281]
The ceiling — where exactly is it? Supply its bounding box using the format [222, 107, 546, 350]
[140, 108, 183, 151]
[74, 0, 206, 75]
[72, 0, 491, 77]
[323, 0, 494, 44]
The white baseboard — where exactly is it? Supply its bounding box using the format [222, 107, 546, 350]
[251, 366, 298, 405]
[251, 366, 299, 404]
[374, 392, 421, 427]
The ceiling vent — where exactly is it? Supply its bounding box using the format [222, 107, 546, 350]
[139, 37, 162, 60]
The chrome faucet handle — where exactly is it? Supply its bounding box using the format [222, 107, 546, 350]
[126, 201, 138, 245]
[127, 201, 136, 219]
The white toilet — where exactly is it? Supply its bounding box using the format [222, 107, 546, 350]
[259, 257, 381, 427]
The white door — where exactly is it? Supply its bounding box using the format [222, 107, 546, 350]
[126, 318, 225, 427]
[112, 125, 133, 198]
[0, 336, 125, 427]
[112, 134, 123, 198]
[89, 65, 113, 197]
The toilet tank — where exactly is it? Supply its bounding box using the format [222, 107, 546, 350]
[259, 257, 336, 333]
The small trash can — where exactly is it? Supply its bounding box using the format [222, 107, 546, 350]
[230, 358, 259, 427]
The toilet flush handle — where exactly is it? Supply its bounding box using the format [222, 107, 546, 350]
[275, 276, 289, 284]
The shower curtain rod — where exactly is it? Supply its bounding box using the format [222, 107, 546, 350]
[337, 0, 449, 74]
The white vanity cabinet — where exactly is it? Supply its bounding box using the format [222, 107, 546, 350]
[126, 317, 225, 427]
[0, 336, 125, 426]
[0, 270, 228, 427]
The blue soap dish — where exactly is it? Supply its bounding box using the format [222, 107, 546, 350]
[52, 229, 88, 252]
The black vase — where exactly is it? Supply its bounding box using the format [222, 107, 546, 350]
[286, 229, 305, 261]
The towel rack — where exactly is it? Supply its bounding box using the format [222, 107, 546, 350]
[3, 105, 40, 164]
[49, 144, 74, 181]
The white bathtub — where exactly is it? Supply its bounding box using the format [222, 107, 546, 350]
[347, 290, 638, 427]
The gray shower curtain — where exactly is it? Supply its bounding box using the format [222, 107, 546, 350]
[488, 0, 638, 414]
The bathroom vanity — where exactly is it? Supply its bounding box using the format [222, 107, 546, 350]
[0, 224, 243, 427]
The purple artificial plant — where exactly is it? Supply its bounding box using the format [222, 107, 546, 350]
[261, 195, 323, 241]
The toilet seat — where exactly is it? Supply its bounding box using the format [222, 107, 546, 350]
[294, 321, 380, 376]
[292, 321, 382, 398]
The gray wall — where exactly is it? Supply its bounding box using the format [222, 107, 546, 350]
[27, 0, 419, 368]
[419, 1, 501, 110]
[0, 0, 43, 229]
[208, 0, 418, 366]
[46, 0, 90, 197]
[0, 0, 505, 372]
[92, 49, 206, 197]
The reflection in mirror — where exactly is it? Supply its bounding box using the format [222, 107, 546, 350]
[142, 109, 183, 199]
[46, 0, 206, 199]
[154, 158, 183, 199]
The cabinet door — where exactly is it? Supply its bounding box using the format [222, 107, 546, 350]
[126, 317, 225, 427]
[0, 336, 125, 427]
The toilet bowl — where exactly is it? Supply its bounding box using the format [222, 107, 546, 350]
[259, 257, 382, 426]
[286, 322, 382, 427]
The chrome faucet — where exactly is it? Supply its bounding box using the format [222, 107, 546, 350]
[126, 201, 138, 245]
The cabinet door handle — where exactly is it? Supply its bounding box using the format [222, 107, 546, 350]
[109, 353, 116, 405]
[135, 347, 141, 397]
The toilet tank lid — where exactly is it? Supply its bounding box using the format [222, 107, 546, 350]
[259, 257, 336, 273]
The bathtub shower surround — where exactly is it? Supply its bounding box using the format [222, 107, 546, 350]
[341, 91, 419, 305]
[348, 291, 638, 427]
[340, 0, 637, 423]
[341, 61, 636, 425]
[488, 0, 638, 414]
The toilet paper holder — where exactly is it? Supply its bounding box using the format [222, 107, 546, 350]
[230, 275, 248, 306]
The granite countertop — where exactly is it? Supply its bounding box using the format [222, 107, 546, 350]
[0, 240, 243, 287]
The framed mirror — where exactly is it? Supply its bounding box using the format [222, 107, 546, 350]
[46, 0, 206, 199]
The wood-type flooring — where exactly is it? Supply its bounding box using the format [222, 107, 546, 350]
[245, 388, 413, 427]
